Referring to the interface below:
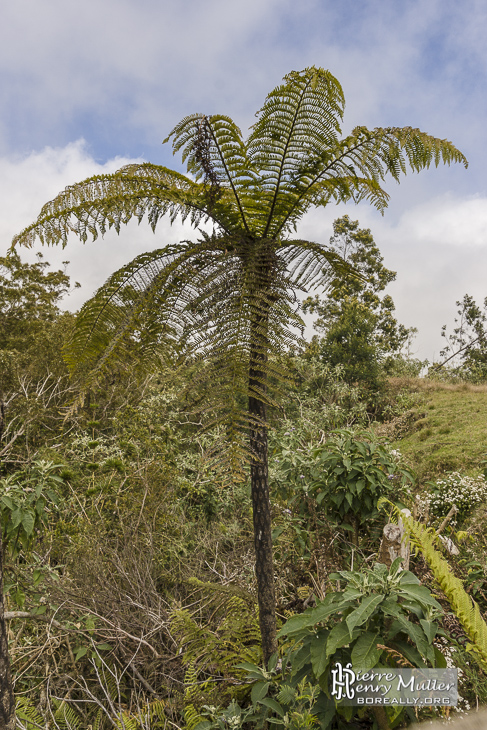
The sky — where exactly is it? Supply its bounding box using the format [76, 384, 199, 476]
[1, 0, 486, 361]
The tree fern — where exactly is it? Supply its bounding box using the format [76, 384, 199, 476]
[12, 65, 467, 668]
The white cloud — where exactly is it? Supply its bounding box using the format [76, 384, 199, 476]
[0, 142, 202, 311]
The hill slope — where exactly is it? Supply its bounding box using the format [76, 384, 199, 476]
[388, 379, 487, 482]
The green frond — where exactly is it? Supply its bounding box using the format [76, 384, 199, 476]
[63, 241, 209, 375]
[387, 505, 487, 671]
[269, 123, 467, 235]
[114, 712, 140, 730]
[278, 238, 363, 290]
[11, 163, 237, 250]
[165, 113, 256, 233]
[171, 591, 261, 678]
[53, 700, 83, 729]
[16, 697, 46, 729]
[247, 67, 345, 237]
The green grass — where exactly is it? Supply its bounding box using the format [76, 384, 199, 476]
[388, 379, 487, 482]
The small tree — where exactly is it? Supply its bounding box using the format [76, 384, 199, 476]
[303, 215, 411, 389]
[433, 294, 487, 381]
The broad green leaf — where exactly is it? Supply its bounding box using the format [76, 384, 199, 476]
[278, 611, 315, 637]
[391, 640, 426, 668]
[342, 588, 363, 600]
[398, 584, 442, 610]
[381, 599, 405, 620]
[236, 662, 268, 680]
[420, 619, 437, 645]
[433, 646, 447, 668]
[1, 496, 14, 511]
[388, 616, 432, 663]
[397, 570, 420, 585]
[258, 698, 285, 717]
[310, 634, 330, 679]
[75, 646, 88, 661]
[272, 526, 286, 540]
[326, 622, 358, 657]
[10, 508, 22, 530]
[345, 594, 384, 636]
[251, 681, 270, 704]
[21, 510, 35, 536]
[351, 631, 381, 668]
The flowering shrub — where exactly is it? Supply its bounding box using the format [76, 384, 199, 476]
[428, 472, 487, 524]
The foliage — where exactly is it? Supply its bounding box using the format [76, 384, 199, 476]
[434, 294, 487, 382]
[274, 428, 413, 546]
[0, 252, 76, 389]
[388, 507, 487, 672]
[0, 251, 74, 349]
[277, 558, 444, 728]
[171, 591, 261, 687]
[11, 67, 467, 473]
[12, 66, 466, 670]
[198, 559, 446, 729]
[303, 216, 411, 390]
[195, 679, 320, 730]
[0, 459, 63, 559]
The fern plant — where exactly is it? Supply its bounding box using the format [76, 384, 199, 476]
[12, 66, 467, 665]
[171, 589, 262, 713]
[383, 502, 487, 672]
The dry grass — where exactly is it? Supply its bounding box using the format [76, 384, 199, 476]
[388, 376, 487, 394]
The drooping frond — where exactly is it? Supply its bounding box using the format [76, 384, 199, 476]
[62, 233, 307, 477]
[11, 164, 238, 249]
[277, 238, 363, 290]
[62, 241, 209, 375]
[165, 114, 256, 233]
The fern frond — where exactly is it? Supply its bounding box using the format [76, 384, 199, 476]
[278, 238, 362, 290]
[271, 125, 467, 236]
[16, 697, 45, 729]
[11, 164, 236, 250]
[389, 506, 487, 671]
[53, 700, 83, 729]
[165, 113, 256, 233]
[247, 67, 344, 238]
[171, 591, 262, 676]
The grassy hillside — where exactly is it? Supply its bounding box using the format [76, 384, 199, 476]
[387, 378, 487, 483]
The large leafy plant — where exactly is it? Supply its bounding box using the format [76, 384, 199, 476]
[194, 561, 446, 730]
[0, 459, 63, 559]
[274, 429, 413, 547]
[277, 559, 445, 728]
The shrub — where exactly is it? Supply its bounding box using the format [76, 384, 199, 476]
[427, 472, 487, 525]
[274, 429, 413, 547]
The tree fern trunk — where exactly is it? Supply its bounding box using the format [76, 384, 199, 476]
[249, 300, 277, 666]
[0, 539, 15, 730]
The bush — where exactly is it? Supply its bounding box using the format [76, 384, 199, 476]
[427, 472, 487, 525]
[274, 429, 413, 547]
